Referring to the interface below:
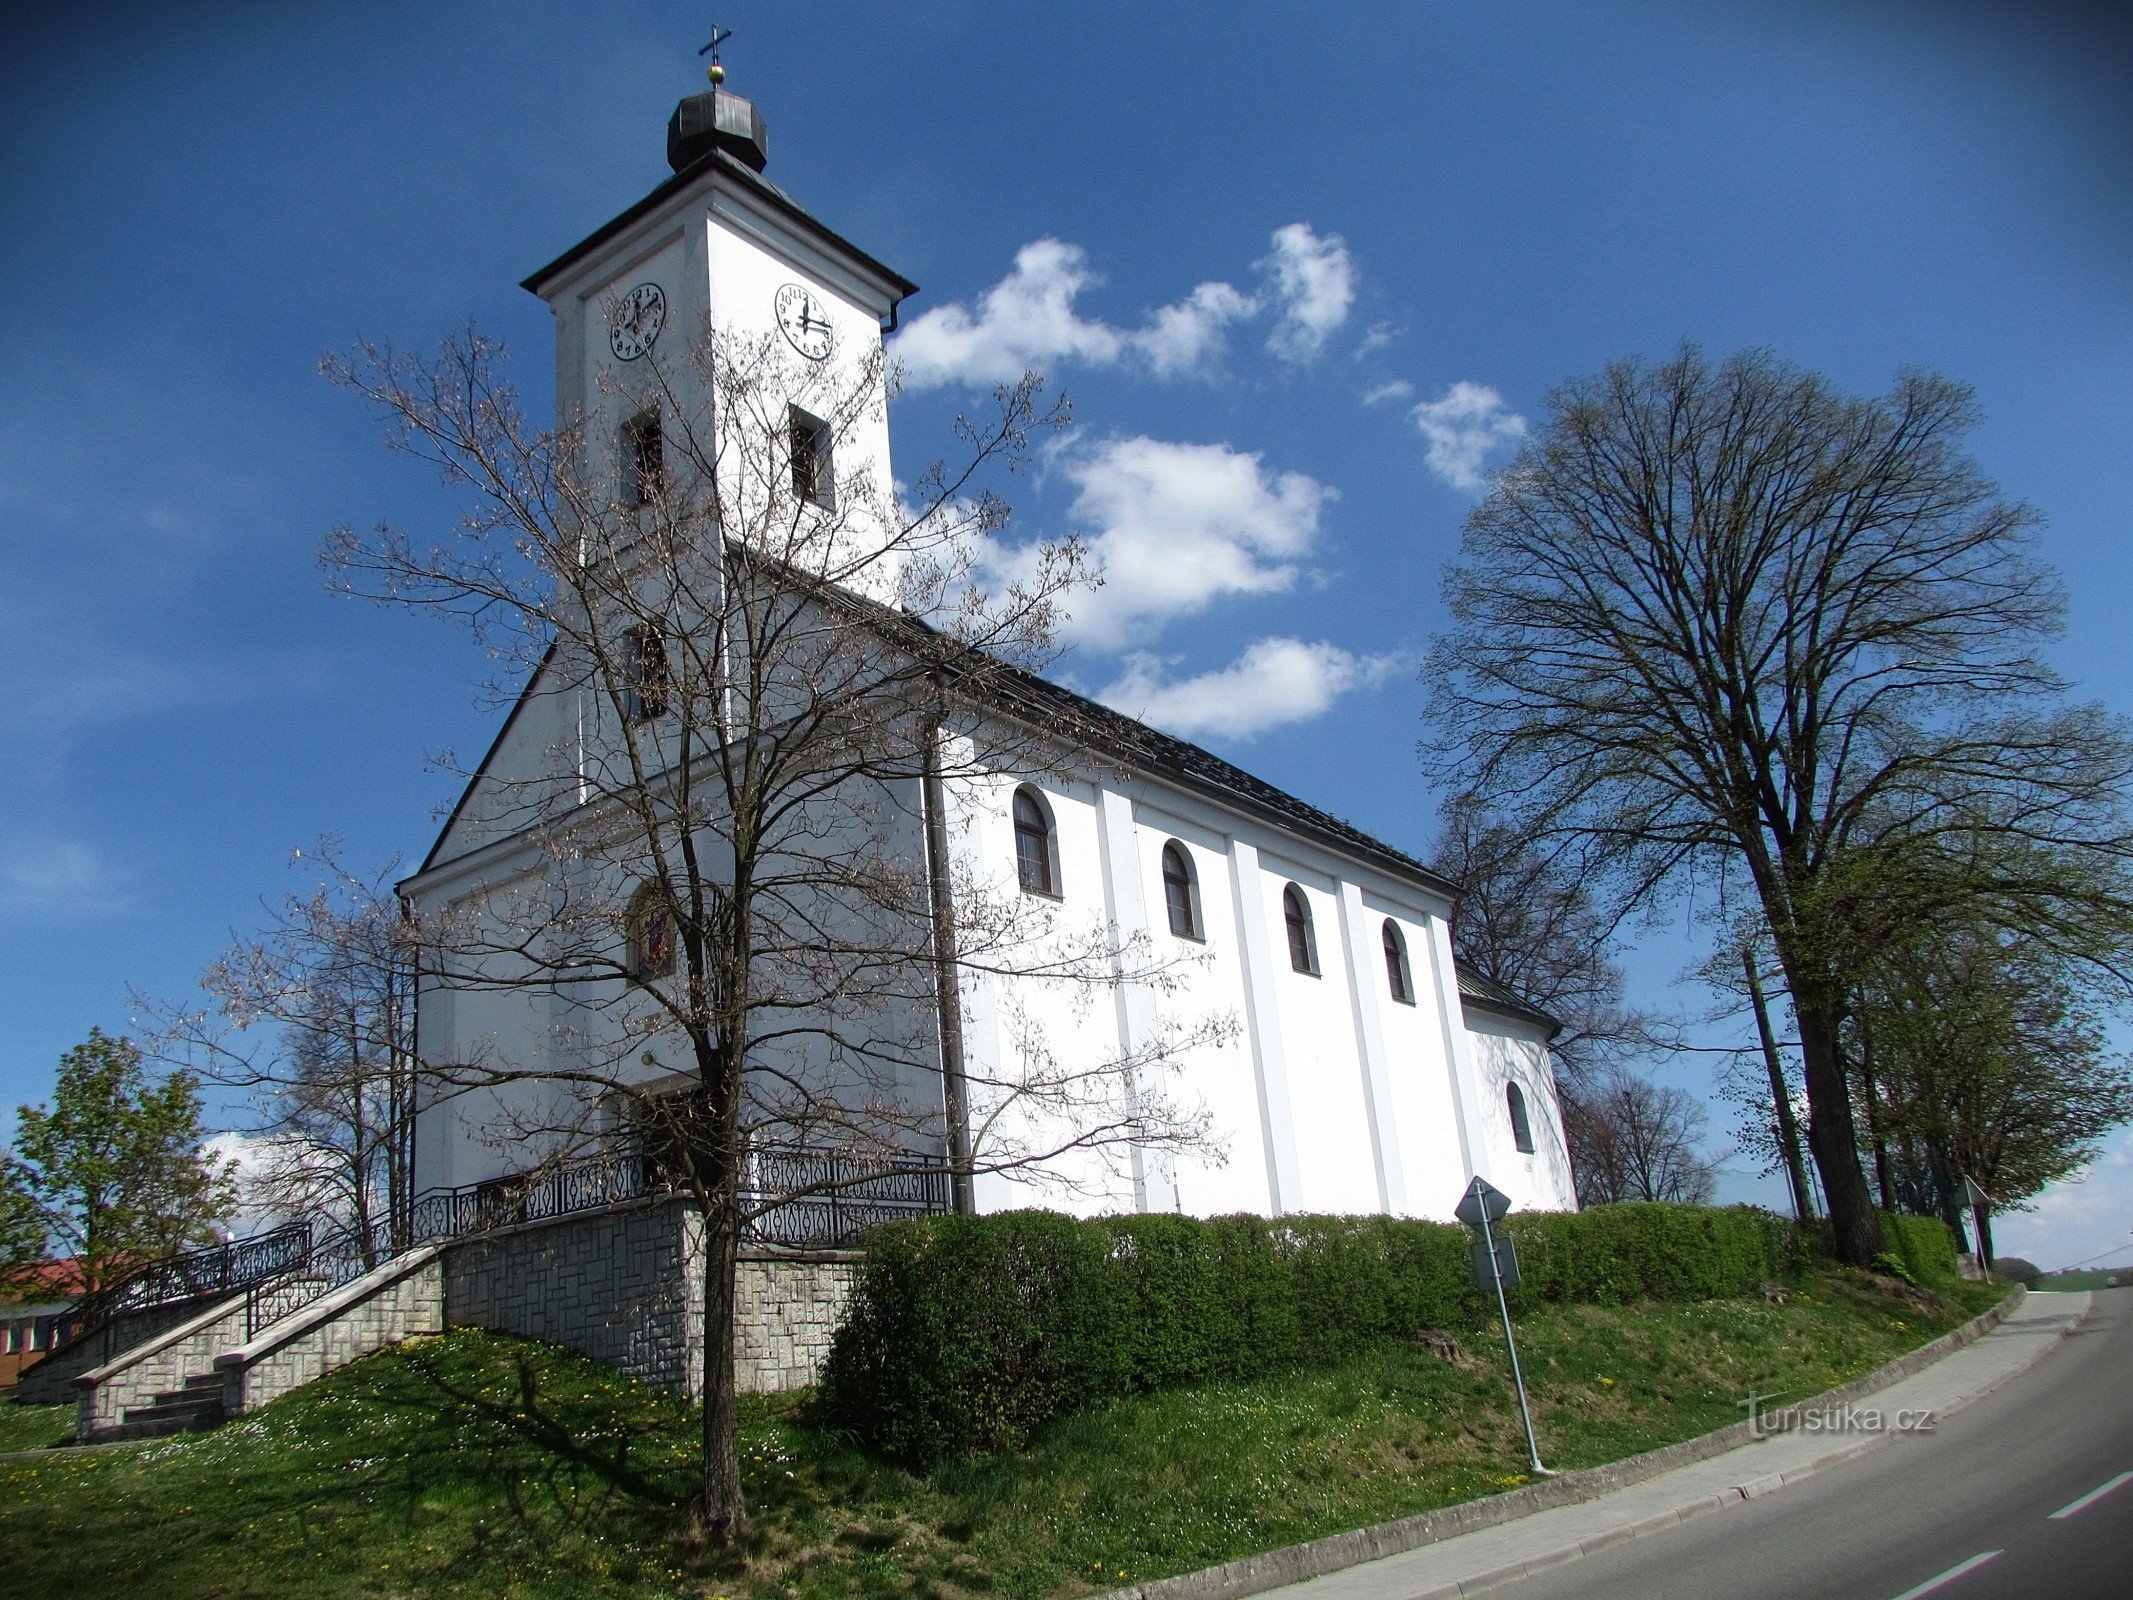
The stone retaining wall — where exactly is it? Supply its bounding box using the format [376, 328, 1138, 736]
[443, 1197, 704, 1393]
[76, 1292, 252, 1441]
[438, 1196, 858, 1396]
[734, 1253, 859, 1393]
[217, 1248, 445, 1418]
[12, 1295, 228, 1407]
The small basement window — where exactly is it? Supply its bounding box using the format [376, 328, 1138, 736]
[789, 405, 834, 510]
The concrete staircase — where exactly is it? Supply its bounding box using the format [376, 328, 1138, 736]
[74, 1245, 445, 1443]
[107, 1370, 225, 1442]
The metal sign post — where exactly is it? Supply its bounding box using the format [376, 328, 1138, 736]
[1457, 1176, 1547, 1476]
[1964, 1175, 1996, 1273]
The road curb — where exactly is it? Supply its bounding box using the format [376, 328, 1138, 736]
[1095, 1285, 2050, 1600]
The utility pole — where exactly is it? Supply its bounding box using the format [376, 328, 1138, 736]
[1744, 951, 1814, 1223]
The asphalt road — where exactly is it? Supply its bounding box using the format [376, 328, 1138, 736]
[1482, 1288, 2133, 1600]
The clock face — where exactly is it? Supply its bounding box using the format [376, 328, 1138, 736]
[608, 282, 667, 361]
[775, 283, 835, 360]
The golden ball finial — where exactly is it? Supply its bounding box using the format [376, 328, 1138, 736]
[707, 62, 726, 85]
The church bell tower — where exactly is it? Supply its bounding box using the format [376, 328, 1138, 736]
[520, 61, 919, 590]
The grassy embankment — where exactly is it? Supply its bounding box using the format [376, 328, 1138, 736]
[0, 1269, 1999, 1600]
[0, 1398, 72, 1454]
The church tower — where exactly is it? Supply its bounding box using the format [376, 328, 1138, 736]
[521, 71, 918, 591]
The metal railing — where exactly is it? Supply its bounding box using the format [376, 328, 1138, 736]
[57, 1143, 956, 1356]
[53, 1224, 312, 1363]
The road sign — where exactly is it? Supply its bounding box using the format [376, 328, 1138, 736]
[1450, 1176, 1546, 1476]
[1964, 1175, 1993, 1210]
[1455, 1176, 1512, 1230]
[1471, 1233, 1522, 1292]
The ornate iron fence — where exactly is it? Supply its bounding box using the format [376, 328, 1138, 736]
[59, 1143, 956, 1354]
[53, 1224, 312, 1361]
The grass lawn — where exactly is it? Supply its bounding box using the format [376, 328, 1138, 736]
[0, 1399, 74, 1454]
[0, 1269, 2000, 1600]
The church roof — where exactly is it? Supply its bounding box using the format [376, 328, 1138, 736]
[974, 655, 1461, 901]
[521, 143, 919, 302]
[1454, 966, 1563, 1037]
[404, 597, 1572, 1036]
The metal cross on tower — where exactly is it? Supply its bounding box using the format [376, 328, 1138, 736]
[698, 24, 733, 84]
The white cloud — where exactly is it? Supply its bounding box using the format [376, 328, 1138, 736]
[1353, 321, 1400, 360]
[1260, 224, 1356, 362]
[0, 837, 130, 915]
[1097, 638, 1399, 741]
[893, 239, 1122, 389]
[987, 436, 1334, 652]
[1998, 1127, 2133, 1272]
[1134, 280, 1257, 379]
[1411, 381, 1527, 491]
[1361, 380, 1414, 406]
[892, 239, 1254, 389]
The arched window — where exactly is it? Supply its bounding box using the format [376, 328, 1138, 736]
[1161, 841, 1200, 939]
[1507, 1082, 1535, 1154]
[1382, 919, 1414, 1004]
[622, 623, 670, 725]
[627, 882, 676, 982]
[1013, 786, 1058, 897]
[622, 408, 664, 506]
[1283, 884, 1318, 975]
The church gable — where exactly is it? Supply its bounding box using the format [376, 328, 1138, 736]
[417, 643, 574, 875]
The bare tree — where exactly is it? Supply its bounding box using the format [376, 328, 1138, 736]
[1428, 796, 1670, 1203]
[320, 322, 1219, 1538]
[1430, 796, 1654, 1086]
[1567, 1066, 1718, 1205]
[142, 844, 419, 1261]
[1426, 345, 2133, 1265]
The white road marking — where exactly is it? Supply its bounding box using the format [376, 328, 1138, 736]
[2048, 1469, 2133, 1520]
[1888, 1550, 2003, 1600]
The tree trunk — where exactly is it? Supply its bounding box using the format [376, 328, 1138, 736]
[1744, 952, 1814, 1222]
[1790, 989, 1887, 1266]
[1855, 1017, 1897, 1213]
[696, 1205, 744, 1541]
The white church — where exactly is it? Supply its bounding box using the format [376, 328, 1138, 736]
[398, 80, 1577, 1231]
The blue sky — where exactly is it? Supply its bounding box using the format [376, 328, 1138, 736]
[5, 2, 2131, 1270]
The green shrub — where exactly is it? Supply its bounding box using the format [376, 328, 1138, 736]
[820, 1201, 1803, 1464]
[1878, 1212, 1961, 1285]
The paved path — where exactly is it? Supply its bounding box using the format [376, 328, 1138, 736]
[1272, 1289, 2108, 1600]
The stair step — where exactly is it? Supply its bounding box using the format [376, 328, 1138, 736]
[181, 1371, 223, 1392]
[128, 1394, 221, 1421]
[115, 1393, 224, 1439]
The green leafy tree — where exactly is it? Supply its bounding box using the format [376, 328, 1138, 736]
[6, 1029, 236, 1294]
[0, 1172, 44, 1295]
[1852, 915, 2133, 1237]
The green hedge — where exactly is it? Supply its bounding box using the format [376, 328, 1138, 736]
[1879, 1212, 1961, 1285]
[819, 1203, 1804, 1464]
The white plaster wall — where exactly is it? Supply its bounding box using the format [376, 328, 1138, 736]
[1464, 1013, 1577, 1212]
[1129, 807, 1271, 1218]
[959, 769, 1140, 1216]
[1250, 862, 1372, 1214]
[1372, 903, 1475, 1221]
